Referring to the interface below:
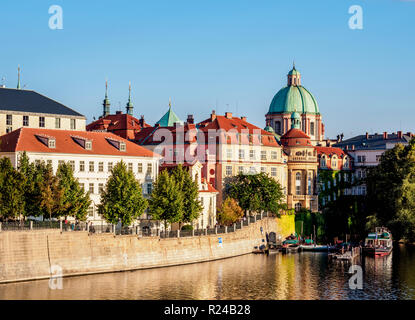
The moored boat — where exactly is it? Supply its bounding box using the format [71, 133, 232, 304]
[300, 244, 329, 252]
[363, 227, 393, 257]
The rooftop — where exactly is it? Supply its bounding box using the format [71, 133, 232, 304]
[334, 131, 413, 151]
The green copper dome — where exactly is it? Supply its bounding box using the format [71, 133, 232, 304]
[264, 125, 274, 133]
[156, 104, 183, 127]
[268, 85, 319, 115]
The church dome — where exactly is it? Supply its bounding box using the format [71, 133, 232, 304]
[267, 66, 319, 115]
[264, 125, 274, 133]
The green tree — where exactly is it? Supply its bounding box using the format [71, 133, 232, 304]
[56, 162, 91, 221]
[98, 161, 147, 226]
[171, 164, 203, 227]
[217, 197, 244, 226]
[149, 169, 184, 232]
[0, 157, 25, 221]
[226, 173, 285, 217]
[38, 163, 64, 220]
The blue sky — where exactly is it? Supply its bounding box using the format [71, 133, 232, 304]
[0, 0, 414, 139]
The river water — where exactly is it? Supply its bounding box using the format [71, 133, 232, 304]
[1, 244, 414, 300]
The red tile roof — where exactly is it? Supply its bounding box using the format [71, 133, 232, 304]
[200, 178, 219, 193]
[315, 146, 347, 157]
[86, 113, 151, 139]
[280, 128, 312, 147]
[0, 128, 158, 158]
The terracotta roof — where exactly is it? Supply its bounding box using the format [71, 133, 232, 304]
[315, 146, 347, 158]
[86, 113, 151, 139]
[197, 114, 280, 147]
[0, 127, 159, 158]
[280, 128, 312, 147]
[134, 124, 198, 145]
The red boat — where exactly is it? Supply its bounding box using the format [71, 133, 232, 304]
[362, 227, 393, 257]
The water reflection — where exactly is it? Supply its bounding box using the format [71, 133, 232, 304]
[0, 245, 414, 300]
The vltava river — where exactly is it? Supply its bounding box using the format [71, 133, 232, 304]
[1, 244, 414, 300]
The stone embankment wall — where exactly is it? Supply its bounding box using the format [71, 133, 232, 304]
[0, 216, 294, 284]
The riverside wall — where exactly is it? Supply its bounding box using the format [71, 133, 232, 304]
[0, 216, 294, 284]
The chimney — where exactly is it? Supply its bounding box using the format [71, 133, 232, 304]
[397, 131, 402, 139]
[210, 110, 216, 121]
[225, 112, 233, 119]
[241, 116, 247, 122]
[187, 114, 194, 124]
[139, 115, 145, 127]
[116, 111, 122, 115]
[365, 132, 369, 139]
[352, 145, 355, 150]
[383, 132, 387, 140]
[407, 132, 411, 137]
[345, 145, 349, 150]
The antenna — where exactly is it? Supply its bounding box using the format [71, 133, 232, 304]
[0, 77, 5, 88]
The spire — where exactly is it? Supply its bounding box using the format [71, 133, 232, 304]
[102, 79, 111, 117]
[293, 60, 296, 70]
[126, 81, 133, 115]
[17, 65, 21, 89]
[169, 97, 172, 109]
[287, 63, 301, 86]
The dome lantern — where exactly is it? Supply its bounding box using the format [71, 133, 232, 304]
[287, 63, 301, 86]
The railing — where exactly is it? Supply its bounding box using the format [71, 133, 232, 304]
[0, 212, 273, 238]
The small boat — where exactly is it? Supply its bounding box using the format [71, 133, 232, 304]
[362, 227, 393, 257]
[282, 244, 300, 253]
[252, 244, 269, 254]
[300, 244, 329, 252]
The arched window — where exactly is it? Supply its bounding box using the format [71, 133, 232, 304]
[275, 121, 281, 134]
[332, 156, 337, 169]
[344, 157, 349, 169]
[295, 172, 301, 195]
[295, 203, 302, 212]
[321, 156, 326, 168]
[308, 173, 312, 195]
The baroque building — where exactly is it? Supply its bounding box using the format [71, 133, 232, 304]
[265, 64, 324, 144]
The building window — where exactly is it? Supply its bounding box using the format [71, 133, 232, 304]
[275, 121, 281, 135]
[332, 157, 337, 169]
[23, 116, 29, 126]
[70, 119, 76, 130]
[249, 150, 255, 160]
[226, 166, 232, 176]
[55, 118, 61, 129]
[321, 156, 326, 168]
[48, 139, 56, 148]
[310, 122, 315, 136]
[344, 157, 349, 169]
[47, 160, 52, 167]
[128, 163, 133, 172]
[271, 151, 278, 160]
[226, 149, 232, 160]
[89, 183, 94, 194]
[79, 183, 84, 191]
[308, 174, 312, 195]
[89, 161, 94, 172]
[295, 203, 302, 212]
[120, 142, 126, 152]
[249, 167, 257, 174]
[85, 141, 92, 150]
[108, 162, 113, 172]
[239, 149, 245, 160]
[69, 160, 75, 172]
[261, 150, 267, 160]
[137, 163, 143, 173]
[98, 183, 104, 194]
[39, 117, 45, 128]
[58, 160, 64, 167]
[87, 206, 94, 217]
[6, 127, 12, 133]
[271, 167, 277, 177]
[376, 155, 382, 162]
[238, 166, 244, 174]
[98, 162, 104, 172]
[147, 183, 153, 195]
[261, 167, 266, 173]
[79, 161, 85, 172]
[147, 163, 152, 174]
[296, 172, 301, 195]
[6, 114, 12, 126]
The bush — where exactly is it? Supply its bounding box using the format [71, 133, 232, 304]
[181, 224, 193, 231]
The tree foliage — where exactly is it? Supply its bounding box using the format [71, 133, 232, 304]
[226, 172, 285, 217]
[366, 139, 415, 241]
[98, 161, 148, 226]
[170, 164, 203, 225]
[149, 169, 184, 231]
[217, 197, 244, 226]
[0, 157, 25, 220]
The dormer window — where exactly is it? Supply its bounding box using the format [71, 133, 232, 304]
[120, 142, 126, 152]
[48, 139, 56, 149]
[85, 141, 92, 150]
[106, 138, 126, 152]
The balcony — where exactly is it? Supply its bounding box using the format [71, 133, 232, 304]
[289, 156, 317, 162]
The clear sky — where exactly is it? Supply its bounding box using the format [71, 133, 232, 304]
[0, 0, 414, 139]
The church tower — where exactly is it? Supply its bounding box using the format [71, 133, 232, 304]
[102, 80, 110, 117]
[126, 82, 133, 116]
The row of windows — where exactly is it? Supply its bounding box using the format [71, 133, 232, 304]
[5, 115, 76, 132]
[35, 159, 153, 174]
[320, 156, 349, 169]
[273, 120, 316, 136]
[225, 165, 281, 176]
[226, 149, 281, 161]
[80, 182, 153, 195]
